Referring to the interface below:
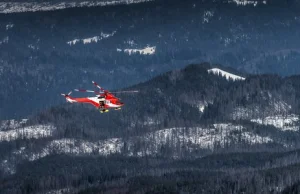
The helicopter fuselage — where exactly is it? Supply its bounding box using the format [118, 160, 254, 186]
[64, 95, 124, 109]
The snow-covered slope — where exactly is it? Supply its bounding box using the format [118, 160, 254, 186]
[0, 124, 55, 142]
[21, 123, 274, 162]
[208, 68, 245, 81]
[132, 124, 273, 157]
[0, 0, 154, 14]
[0, 119, 293, 174]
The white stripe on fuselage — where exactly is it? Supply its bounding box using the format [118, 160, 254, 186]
[87, 97, 121, 108]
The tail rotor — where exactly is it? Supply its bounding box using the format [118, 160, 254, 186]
[61, 91, 72, 97]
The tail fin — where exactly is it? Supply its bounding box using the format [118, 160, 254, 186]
[61, 91, 74, 103]
[61, 91, 72, 96]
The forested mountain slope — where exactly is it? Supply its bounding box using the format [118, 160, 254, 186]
[2, 63, 300, 193]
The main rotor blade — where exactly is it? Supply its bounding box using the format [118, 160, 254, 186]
[74, 89, 102, 94]
[92, 81, 105, 91]
[74, 89, 95, 92]
[109, 90, 139, 94]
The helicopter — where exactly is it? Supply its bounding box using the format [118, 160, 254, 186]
[61, 81, 138, 113]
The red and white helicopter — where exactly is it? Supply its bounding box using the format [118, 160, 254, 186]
[61, 81, 138, 113]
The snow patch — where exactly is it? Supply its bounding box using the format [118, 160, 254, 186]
[118, 46, 156, 55]
[67, 31, 116, 45]
[208, 68, 245, 81]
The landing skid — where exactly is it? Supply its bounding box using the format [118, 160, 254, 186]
[115, 107, 121, 110]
